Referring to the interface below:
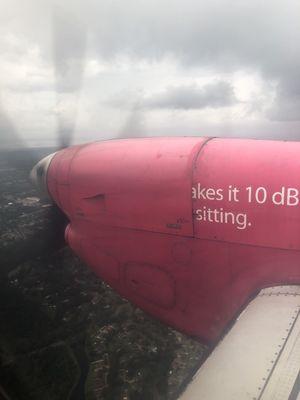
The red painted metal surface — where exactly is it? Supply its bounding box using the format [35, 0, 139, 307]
[47, 137, 300, 343]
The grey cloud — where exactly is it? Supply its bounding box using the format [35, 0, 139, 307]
[87, 0, 300, 120]
[87, 1, 298, 72]
[141, 81, 237, 110]
[4, 0, 299, 84]
[1, 0, 300, 140]
[270, 70, 300, 121]
[268, 98, 300, 122]
[52, 0, 300, 120]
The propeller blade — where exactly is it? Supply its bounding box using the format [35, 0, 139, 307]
[0, 101, 38, 171]
[52, 5, 87, 149]
[117, 98, 146, 139]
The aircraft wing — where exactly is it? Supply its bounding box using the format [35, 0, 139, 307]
[179, 286, 300, 400]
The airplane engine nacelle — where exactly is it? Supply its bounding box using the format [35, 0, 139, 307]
[46, 137, 300, 342]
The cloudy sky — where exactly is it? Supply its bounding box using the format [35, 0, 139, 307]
[0, 0, 300, 148]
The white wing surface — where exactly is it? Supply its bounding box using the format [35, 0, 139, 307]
[179, 286, 300, 400]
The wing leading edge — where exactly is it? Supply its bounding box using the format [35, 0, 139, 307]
[179, 286, 300, 400]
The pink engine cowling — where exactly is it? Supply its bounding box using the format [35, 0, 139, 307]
[46, 137, 300, 342]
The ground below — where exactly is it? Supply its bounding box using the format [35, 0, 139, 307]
[0, 149, 208, 400]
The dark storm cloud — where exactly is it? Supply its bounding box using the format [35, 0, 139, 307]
[141, 81, 237, 110]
